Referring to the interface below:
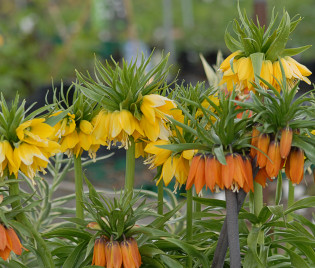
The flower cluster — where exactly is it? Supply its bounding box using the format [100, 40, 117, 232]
[51, 112, 101, 159]
[92, 236, 141, 268]
[144, 140, 195, 188]
[76, 55, 178, 150]
[219, 7, 312, 94]
[0, 224, 25, 261]
[186, 153, 253, 193]
[48, 87, 104, 160]
[0, 96, 60, 182]
[91, 94, 177, 149]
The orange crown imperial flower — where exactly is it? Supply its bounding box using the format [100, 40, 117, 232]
[186, 153, 254, 194]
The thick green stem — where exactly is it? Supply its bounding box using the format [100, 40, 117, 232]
[287, 181, 295, 222]
[74, 155, 84, 220]
[125, 136, 135, 196]
[254, 181, 263, 216]
[194, 188, 201, 218]
[275, 171, 282, 205]
[186, 188, 193, 268]
[9, 181, 55, 268]
[157, 180, 164, 215]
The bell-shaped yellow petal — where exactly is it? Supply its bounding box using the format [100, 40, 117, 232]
[80, 120, 93, 135]
[0, 142, 5, 164]
[60, 131, 79, 152]
[143, 94, 166, 107]
[159, 156, 176, 186]
[237, 57, 253, 81]
[140, 98, 156, 122]
[286, 56, 312, 76]
[110, 112, 123, 138]
[140, 116, 160, 142]
[3, 141, 18, 176]
[182, 149, 196, 160]
[260, 60, 273, 86]
[14, 143, 48, 166]
[118, 110, 136, 136]
[78, 131, 93, 151]
[280, 58, 293, 79]
[219, 51, 241, 72]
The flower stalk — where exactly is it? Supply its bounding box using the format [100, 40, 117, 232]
[8, 179, 55, 268]
[125, 136, 136, 196]
[157, 180, 164, 215]
[212, 189, 246, 268]
[275, 171, 283, 205]
[287, 181, 295, 222]
[253, 181, 263, 216]
[186, 188, 193, 268]
[74, 155, 84, 220]
[225, 189, 241, 268]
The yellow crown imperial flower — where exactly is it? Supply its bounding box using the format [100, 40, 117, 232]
[219, 5, 312, 93]
[0, 94, 61, 182]
[76, 53, 175, 149]
[144, 140, 196, 190]
[49, 87, 104, 159]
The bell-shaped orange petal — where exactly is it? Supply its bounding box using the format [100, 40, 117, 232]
[92, 237, 106, 266]
[121, 241, 136, 268]
[6, 228, 23, 256]
[128, 238, 141, 268]
[243, 156, 254, 192]
[105, 241, 122, 268]
[186, 155, 201, 190]
[288, 148, 304, 185]
[265, 141, 281, 179]
[222, 154, 235, 189]
[280, 127, 293, 159]
[194, 156, 205, 194]
[0, 247, 11, 261]
[0, 225, 7, 251]
[205, 155, 216, 191]
[256, 133, 270, 168]
[233, 154, 246, 189]
[254, 168, 271, 188]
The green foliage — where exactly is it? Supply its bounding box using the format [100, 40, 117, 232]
[75, 53, 171, 115]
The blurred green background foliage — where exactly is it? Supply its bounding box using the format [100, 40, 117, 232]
[0, 0, 314, 98]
